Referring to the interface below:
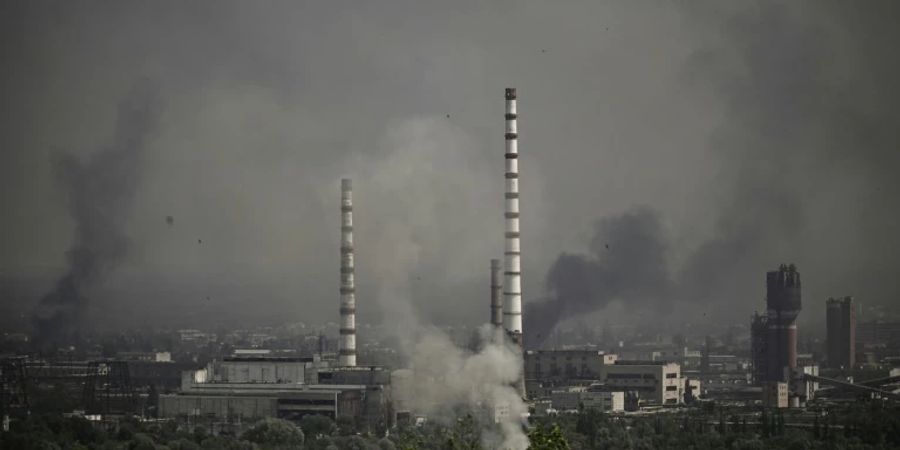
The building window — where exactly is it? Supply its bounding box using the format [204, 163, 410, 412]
[665, 373, 677, 379]
[666, 386, 677, 391]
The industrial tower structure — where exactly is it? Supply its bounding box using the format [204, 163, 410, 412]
[490, 259, 503, 328]
[765, 264, 802, 382]
[503, 88, 523, 347]
[826, 296, 856, 370]
[339, 178, 357, 367]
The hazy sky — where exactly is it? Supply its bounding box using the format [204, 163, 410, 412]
[1, 1, 898, 333]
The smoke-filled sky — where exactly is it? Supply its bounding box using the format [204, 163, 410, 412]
[1, 1, 898, 334]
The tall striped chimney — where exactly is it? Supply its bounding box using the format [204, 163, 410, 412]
[339, 178, 357, 367]
[503, 88, 523, 345]
[490, 259, 503, 328]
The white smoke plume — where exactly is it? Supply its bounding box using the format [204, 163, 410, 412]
[338, 118, 529, 449]
[396, 327, 529, 450]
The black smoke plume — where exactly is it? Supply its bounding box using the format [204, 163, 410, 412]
[524, 208, 673, 348]
[32, 80, 162, 350]
[526, 1, 900, 347]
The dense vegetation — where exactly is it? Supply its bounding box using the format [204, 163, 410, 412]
[2, 402, 898, 449]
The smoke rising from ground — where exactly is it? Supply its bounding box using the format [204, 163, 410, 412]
[340, 119, 527, 448]
[31, 80, 162, 347]
[393, 328, 528, 449]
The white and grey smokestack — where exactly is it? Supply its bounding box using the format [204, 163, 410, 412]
[503, 88, 523, 344]
[490, 259, 503, 328]
[339, 178, 357, 367]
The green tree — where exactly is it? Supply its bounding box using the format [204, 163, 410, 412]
[200, 435, 256, 450]
[377, 437, 397, 450]
[448, 414, 481, 450]
[527, 424, 569, 450]
[760, 409, 770, 438]
[168, 438, 202, 450]
[242, 417, 304, 448]
[129, 432, 158, 450]
[299, 415, 337, 439]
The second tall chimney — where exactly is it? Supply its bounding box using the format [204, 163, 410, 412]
[339, 178, 357, 367]
[490, 259, 503, 328]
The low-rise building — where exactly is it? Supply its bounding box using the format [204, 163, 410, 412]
[582, 385, 625, 412]
[550, 386, 585, 411]
[525, 350, 617, 381]
[160, 357, 391, 428]
[117, 352, 172, 362]
[763, 382, 788, 408]
[525, 351, 692, 407]
[600, 361, 682, 405]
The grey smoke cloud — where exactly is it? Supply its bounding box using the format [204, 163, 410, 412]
[526, 1, 900, 340]
[31, 79, 162, 345]
[1, 1, 898, 334]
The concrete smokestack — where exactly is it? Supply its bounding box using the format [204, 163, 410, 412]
[503, 88, 523, 345]
[490, 259, 503, 327]
[339, 178, 357, 367]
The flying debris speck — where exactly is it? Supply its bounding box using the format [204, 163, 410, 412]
[165, 215, 174, 226]
[198, 239, 202, 244]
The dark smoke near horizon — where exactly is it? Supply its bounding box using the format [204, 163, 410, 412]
[526, 2, 900, 347]
[31, 80, 162, 349]
[2, 2, 899, 333]
[525, 209, 673, 347]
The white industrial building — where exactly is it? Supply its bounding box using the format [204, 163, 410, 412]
[548, 384, 625, 413]
[600, 361, 684, 405]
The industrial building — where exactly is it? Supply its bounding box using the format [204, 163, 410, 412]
[763, 382, 789, 408]
[826, 296, 856, 369]
[524, 350, 618, 381]
[582, 387, 625, 412]
[857, 321, 900, 347]
[548, 385, 624, 413]
[600, 361, 683, 406]
[765, 264, 802, 382]
[524, 350, 693, 407]
[159, 358, 391, 427]
[160, 178, 395, 428]
[206, 356, 310, 384]
[750, 264, 802, 384]
[616, 345, 701, 369]
[159, 381, 388, 424]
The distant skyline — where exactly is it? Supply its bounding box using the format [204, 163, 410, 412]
[2, 1, 898, 334]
